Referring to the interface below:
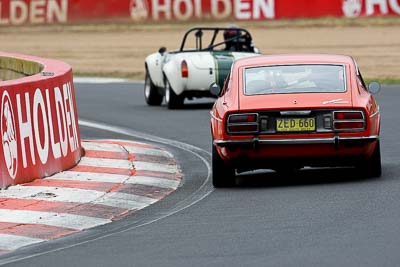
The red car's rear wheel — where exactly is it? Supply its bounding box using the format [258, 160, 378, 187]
[357, 140, 381, 178]
[212, 144, 236, 188]
[365, 140, 382, 178]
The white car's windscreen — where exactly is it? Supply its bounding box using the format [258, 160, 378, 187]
[244, 64, 346, 95]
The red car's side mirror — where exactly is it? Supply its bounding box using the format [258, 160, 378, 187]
[209, 82, 221, 97]
[368, 81, 381, 95]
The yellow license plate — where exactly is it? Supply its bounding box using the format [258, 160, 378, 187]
[276, 118, 315, 132]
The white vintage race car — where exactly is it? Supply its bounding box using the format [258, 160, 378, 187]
[144, 27, 260, 109]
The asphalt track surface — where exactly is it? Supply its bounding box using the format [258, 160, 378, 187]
[1, 82, 400, 267]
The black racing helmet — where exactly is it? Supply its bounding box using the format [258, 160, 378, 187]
[223, 25, 240, 42]
[223, 25, 253, 52]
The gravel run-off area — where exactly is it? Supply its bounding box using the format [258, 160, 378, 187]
[0, 18, 399, 81]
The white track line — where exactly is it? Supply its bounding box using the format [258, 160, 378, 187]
[95, 139, 157, 148]
[0, 234, 45, 251]
[50, 171, 130, 183]
[134, 161, 178, 174]
[82, 142, 125, 152]
[78, 158, 177, 174]
[93, 192, 157, 210]
[0, 209, 111, 230]
[0, 186, 156, 209]
[93, 191, 157, 209]
[0, 186, 105, 203]
[125, 146, 172, 158]
[131, 176, 181, 189]
[50, 171, 180, 189]
[79, 158, 133, 169]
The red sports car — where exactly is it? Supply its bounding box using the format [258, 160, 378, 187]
[210, 54, 381, 187]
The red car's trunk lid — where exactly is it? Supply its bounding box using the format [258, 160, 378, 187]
[238, 91, 353, 111]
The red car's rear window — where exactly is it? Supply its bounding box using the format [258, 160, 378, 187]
[244, 64, 346, 95]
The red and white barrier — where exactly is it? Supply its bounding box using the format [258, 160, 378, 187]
[0, 0, 399, 26]
[0, 52, 81, 188]
[130, 0, 400, 21]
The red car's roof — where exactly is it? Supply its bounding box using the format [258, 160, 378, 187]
[235, 54, 355, 67]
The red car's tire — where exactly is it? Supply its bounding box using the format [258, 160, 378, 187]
[212, 144, 236, 188]
[144, 70, 163, 106]
[365, 140, 382, 178]
[165, 78, 184, 109]
[357, 140, 382, 178]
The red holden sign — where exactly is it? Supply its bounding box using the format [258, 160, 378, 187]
[341, 0, 400, 17]
[0, 0, 68, 25]
[13, 82, 80, 170]
[0, 0, 399, 25]
[0, 53, 81, 188]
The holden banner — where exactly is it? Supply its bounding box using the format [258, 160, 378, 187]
[0, 0, 399, 25]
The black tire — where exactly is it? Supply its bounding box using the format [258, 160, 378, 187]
[365, 140, 382, 178]
[212, 144, 236, 188]
[144, 69, 163, 106]
[165, 78, 184, 109]
[356, 140, 382, 178]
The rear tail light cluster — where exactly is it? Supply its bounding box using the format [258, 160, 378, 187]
[181, 60, 188, 78]
[225, 110, 366, 135]
[333, 110, 365, 131]
[227, 113, 259, 134]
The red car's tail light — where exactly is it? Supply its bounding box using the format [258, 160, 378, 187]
[334, 121, 364, 129]
[334, 111, 363, 120]
[181, 60, 188, 78]
[228, 114, 257, 123]
[227, 113, 259, 134]
[333, 110, 365, 131]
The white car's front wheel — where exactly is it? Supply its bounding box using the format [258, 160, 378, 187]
[165, 78, 184, 109]
[144, 70, 163, 106]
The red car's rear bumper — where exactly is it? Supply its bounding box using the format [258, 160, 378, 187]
[214, 135, 378, 171]
[215, 135, 378, 148]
